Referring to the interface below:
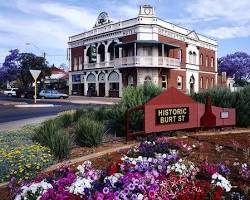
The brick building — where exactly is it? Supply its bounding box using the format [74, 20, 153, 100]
[68, 5, 218, 97]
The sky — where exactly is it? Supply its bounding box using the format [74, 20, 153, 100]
[0, 0, 250, 67]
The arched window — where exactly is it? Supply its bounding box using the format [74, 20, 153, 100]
[211, 57, 214, 67]
[128, 75, 134, 86]
[206, 78, 209, 89]
[206, 56, 209, 67]
[108, 42, 117, 61]
[193, 52, 197, 65]
[98, 43, 105, 62]
[200, 54, 203, 65]
[108, 71, 119, 95]
[98, 72, 105, 82]
[86, 73, 96, 82]
[200, 77, 203, 89]
[177, 76, 183, 90]
[189, 51, 192, 64]
[211, 78, 214, 87]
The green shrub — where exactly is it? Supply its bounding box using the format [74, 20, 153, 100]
[191, 86, 250, 127]
[109, 82, 163, 136]
[56, 111, 75, 127]
[75, 116, 104, 147]
[72, 108, 88, 122]
[34, 120, 72, 159]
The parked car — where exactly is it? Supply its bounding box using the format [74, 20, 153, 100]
[16, 87, 41, 99]
[39, 89, 68, 99]
[3, 88, 18, 96]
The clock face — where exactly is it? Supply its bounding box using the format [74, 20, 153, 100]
[144, 8, 152, 15]
[97, 12, 109, 25]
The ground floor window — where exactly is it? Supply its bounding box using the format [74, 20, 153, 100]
[128, 75, 134, 86]
[109, 82, 119, 97]
[109, 82, 119, 91]
[162, 75, 167, 89]
[72, 84, 83, 95]
[177, 76, 183, 90]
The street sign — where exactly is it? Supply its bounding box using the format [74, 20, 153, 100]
[29, 70, 41, 104]
[30, 70, 41, 80]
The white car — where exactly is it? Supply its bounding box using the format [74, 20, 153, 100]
[3, 88, 18, 96]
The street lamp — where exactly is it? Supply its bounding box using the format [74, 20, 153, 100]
[25, 43, 46, 59]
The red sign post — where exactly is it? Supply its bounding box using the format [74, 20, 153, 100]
[125, 87, 236, 141]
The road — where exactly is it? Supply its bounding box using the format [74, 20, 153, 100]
[0, 93, 112, 125]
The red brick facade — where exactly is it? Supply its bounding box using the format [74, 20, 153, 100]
[168, 69, 186, 93]
[199, 72, 216, 92]
[121, 34, 137, 43]
[70, 46, 85, 71]
[158, 35, 187, 68]
[120, 68, 137, 86]
[199, 47, 216, 72]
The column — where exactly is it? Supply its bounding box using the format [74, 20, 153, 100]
[119, 71, 123, 98]
[105, 44, 109, 67]
[69, 72, 72, 95]
[96, 73, 99, 96]
[84, 75, 87, 96]
[105, 72, 109, 97]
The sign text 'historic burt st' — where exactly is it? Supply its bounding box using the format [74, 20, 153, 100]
[125, 87, 236, 141]
[156, 107, 189, 125]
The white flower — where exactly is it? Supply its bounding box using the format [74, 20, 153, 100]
[14, 180, 52, 200]
[104, 173, 123, 187]
[211, 173, 232, 192]
[67, 177, 92, 195]
[138, 194, 144, 200]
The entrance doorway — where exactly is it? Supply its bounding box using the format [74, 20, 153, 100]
[189, 75, 195, 93]
[99, 83, 105, 97]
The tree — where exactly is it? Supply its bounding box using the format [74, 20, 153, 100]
[219, 52, 250, 85]
[0, 49, 20, 85]
[18, 53, 51, 87]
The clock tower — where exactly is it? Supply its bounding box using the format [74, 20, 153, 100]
[138, 5, 155, 17]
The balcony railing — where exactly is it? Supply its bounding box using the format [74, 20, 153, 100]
[83, 56, 180, 69]
[115, 56, 181, 68]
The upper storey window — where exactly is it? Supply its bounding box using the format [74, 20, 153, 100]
[98, 44, 105, 62]
[211, 57, 214, 67]
[206, 56, 209, 67]
[178, 49, 182, 62]
[200, 54, 203, 65]
[189, 51, 197, 65]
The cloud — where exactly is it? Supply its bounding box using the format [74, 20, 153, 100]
[16, 0, 97, 30]
[204, 25, 250, 39]
[187, 0, 250, 23]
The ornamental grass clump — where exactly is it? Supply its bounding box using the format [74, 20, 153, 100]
[75, 116, 104, 147]
[56, 110, 75, 127]
[34, 120, 72, 160]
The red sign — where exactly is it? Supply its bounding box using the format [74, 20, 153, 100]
[125, 87, 236, 141]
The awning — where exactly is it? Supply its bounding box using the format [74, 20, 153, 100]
[115, 40, 180, 49]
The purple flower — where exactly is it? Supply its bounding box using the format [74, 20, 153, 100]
[103, 187, 109, 194]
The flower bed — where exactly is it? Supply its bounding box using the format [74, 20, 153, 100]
[0, 127, 53, 183]
[9, 138, 250, 199]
